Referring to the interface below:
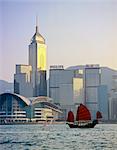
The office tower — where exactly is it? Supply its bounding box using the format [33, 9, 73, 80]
[14, 65, 33, 97]
[14, 21, 47, 97]
[84, 65, 101, 119]
[49, 65, 74, 105]
[49, 64, 117, 120]
[101, 67, 117, 120]
[29, 22, 47, 96]
[73, 69, 84, 105]
[98, 85, 108, 120]
[109, 75, 117, 120]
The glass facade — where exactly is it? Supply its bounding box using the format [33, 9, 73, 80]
[73, 78, 84, 104]
[85, 68, 100, 87]
[85, 67, 100, 119]
[37, 43, 46, 70]
[86, 88, 98, 103]
[98, 85, 108, 120]
[49, 69, 74, 105]
[14, 25, 47, 97]
[28, 26, 47, 97]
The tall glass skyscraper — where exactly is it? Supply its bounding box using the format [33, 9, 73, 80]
[29, 23, 47, 96]
[84, 65, 101, 119]
[14, 22, 47, 97]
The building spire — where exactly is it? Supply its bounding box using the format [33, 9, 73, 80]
[36, 15, 38, 33]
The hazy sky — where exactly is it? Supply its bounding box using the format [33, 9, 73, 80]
[0, 0, 117, 82]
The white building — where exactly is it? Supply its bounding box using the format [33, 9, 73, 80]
[29, 24, 47, 96]
[49, 65, 85, 120]
[84, 65, 101, 119]
[67, 65, 117, 120]
[49, 64, 117, 120]
[14, 22, 47, 97]
[98, 85, 108, 120]
[101, 68, 117, 120]
[109, 75, 117, 120]
[14, 65, 33, 97]
[101, 67, 117, 92]
[109, 91, 117, 120]
[0, 93, 62, 124]
[49, 65, 74, 106]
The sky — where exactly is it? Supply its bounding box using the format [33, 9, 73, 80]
[0, 0, 117, 82]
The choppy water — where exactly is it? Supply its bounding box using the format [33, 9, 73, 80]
[0, 124, 117, 150]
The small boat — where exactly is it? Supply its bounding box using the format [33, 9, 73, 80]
[66, 104, 102, 128]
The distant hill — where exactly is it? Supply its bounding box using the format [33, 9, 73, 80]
[0, 80, 14, 94]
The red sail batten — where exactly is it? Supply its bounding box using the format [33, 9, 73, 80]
[76, 104, 91, 121]
[67, 111, 74, 122]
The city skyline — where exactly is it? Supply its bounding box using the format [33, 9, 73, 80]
[0, 0, 117, 82]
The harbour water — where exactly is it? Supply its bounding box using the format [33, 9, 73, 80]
[0, 124, 117, 150]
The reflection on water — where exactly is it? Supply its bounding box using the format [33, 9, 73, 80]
[0, 124, 117, 150]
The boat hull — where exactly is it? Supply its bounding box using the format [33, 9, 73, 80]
[67, 120, 98, 128]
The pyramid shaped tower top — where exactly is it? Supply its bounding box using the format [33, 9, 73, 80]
[31, 16, 45, 44]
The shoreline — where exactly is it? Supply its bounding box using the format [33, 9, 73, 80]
[0, 120, 117, 125]
[0, 121, 66, 125]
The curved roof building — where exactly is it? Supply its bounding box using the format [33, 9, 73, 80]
[0, 93, 30, 124]
[0, 93, 62, 124]
[0, 92, 30, 106]
[30, 96, 62, 113]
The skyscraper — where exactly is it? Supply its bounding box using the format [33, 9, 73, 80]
[29, 22, 47, 96]
[14, 21, 47, 97]
[84, 65, 101, 119]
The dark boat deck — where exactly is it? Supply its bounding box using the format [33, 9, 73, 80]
[67, 120, 98, 128]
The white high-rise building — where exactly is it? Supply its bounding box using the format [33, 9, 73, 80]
[109, 75, 117, 120]
[49, 64, 117, 120]
[84, 65, 101, 119]
[14, 65, 33, 97]
[29, 23, 47, 96]
[101, 67, 117, 120]
[14, 22, 47, 97]
[49, 65, 85, 106]
[49, 65, 74, 106]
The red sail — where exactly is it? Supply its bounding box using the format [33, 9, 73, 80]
[76, 104, 91, 121]
[67, 111, 74, 122]
[96, 111, 102, 119]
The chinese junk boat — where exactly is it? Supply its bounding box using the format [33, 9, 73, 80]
[66, 104, 102, 128]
